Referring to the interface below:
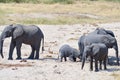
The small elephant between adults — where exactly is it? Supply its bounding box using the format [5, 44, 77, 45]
[0, 24, 44, 60]
[81, 43, 108, 72]
[59, 44, 80, 62]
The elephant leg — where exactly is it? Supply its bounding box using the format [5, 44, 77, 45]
[95, 60, 99, 72]
[72, 55, 76, 62]
[90, 56, 93, 71]
[28, 45, 35, 59]
[34, 42, 40, 59]
[35, 47, 40, 59]
[64, 57, 67, 61]
[99, 60, 102, 70]
[16, 42, 22, 60]
[60, 56, 63, 62]
[113, 45, 119, 66]
[8, 41, 16, 60]
[73, 57, 76, 62]
[103, 56, 107, 70]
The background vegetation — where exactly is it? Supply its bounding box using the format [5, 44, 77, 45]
[0, 0, 120, 25]
[0, 0, 120, 4]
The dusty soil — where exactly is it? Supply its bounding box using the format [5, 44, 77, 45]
[0, 23, 120, 80]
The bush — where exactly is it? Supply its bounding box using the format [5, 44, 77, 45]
[0, 0, 74, 4]
[0, 0, 120, 3]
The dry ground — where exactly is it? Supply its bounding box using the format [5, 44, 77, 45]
[0, 23, 120, 80]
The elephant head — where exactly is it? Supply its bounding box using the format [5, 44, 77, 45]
[0, 24, 24, 58]
[102, 35, 119, 65]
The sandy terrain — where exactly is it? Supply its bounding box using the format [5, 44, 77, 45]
[0, 23, 120, 80]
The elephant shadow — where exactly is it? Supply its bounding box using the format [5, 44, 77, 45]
[21, 57, 58, 61]
[106, 68, 120, 72]
[39, 57, 59, 61]
[108, 56, 120, 66]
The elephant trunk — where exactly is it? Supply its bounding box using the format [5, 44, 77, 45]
[81, 54, 86, 69]
[113, 41, 119, 66]
[0, 35, 4, 58]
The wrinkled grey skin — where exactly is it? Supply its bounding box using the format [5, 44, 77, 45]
[78, 28, 119, 65]
[81, 43, 108, 72]
[59, 44, 80, 62]
[0, 24, 44, 60]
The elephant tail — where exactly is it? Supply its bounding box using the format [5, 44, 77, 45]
[57, 54, 59, 60]
[42, 34, 45, 53]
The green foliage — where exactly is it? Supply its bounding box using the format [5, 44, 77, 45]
[42, 0, 74, 4]
[105, 0, 120, 2]
[0, 0, 120, 3]
[0, 0, 74, 4]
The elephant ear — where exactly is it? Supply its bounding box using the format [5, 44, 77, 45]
[102, 36, 110, 44]
[105, 30, 115, 37]
[13, 25, 24, 39]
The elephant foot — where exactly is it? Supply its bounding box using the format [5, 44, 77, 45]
[100, 67, 102, 70]
[104, 67, 107, 70]
[89, 69, 93, 71]
[8, 57, 13, 60]
[16, 57, 22, 60]
[35, 57, 39, 59]
[28, 57, 34, 59]
[95, 69, 99, 72]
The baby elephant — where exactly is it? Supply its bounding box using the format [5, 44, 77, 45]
[59, 44, 80, 62]
[81, 43, 108, 72]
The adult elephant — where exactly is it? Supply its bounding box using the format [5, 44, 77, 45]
[78, 28, 119, 65]
[0, 24, 44, 60]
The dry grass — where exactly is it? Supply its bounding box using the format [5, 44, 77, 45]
[0, 1, 120, 24]
[111, 73, 120, 80]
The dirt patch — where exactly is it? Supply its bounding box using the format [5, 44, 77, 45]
[7, 12, 102, 19]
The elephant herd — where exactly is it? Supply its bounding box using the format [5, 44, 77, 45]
[0, 24, 119, 72]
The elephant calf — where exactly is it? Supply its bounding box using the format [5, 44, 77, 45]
[59, 44, 80, 62]
[81, 43, 108, 72]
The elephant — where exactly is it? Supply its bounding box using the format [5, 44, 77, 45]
[0, 24, 44, 60]
[81, 43, 108, 72]
[59, 44, 80, 62]
[78, 28, 119, 65]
